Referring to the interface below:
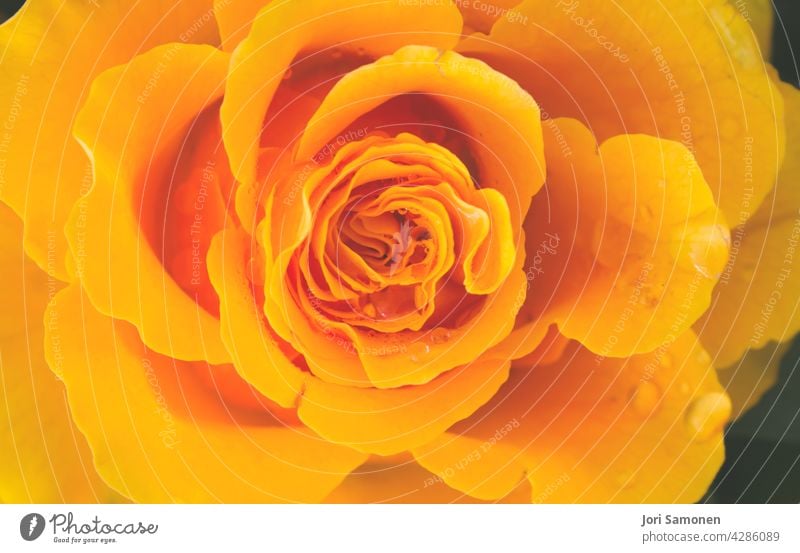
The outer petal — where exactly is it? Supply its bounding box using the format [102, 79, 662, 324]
[0, 204, 118, 502]
[514, 117, 729, 358]
[412, 331, 730, 502]
[69, 43, 231, 363]
[696, 81, 800, 367]
[44, 284, 367, 503]
[221, 0, 464, 184]
[459, 0, 785, 225]
[0, 0, 219, 280]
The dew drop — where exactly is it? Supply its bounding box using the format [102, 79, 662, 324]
[430, 328, 452, 344]
[631, 380, 661, 416]
[409, 341, 431, 363]
[685, 392, 731, 441]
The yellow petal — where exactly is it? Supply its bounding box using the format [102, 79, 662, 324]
[44, 284, 367, 502]
[207, 227, 307, 408]
[0, 204, 119, 502]
[298, 357, 511, 456]
[296, 45, 545, 230]
[459, 0, 785, 225]
[0, 0, 219, 280]
[697, 80, 800, 366]
[221, 0, 463, 184]
[69, 43, 231, 364]
[413, 331, 729, 502]
[518, 117, 729, 358]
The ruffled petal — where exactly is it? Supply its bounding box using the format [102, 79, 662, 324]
[44, 284, 367, 502]
[412, 331, 729, 502]
[69, 43, 231, 363]
[221, 0, 463, 184]
[0, 204, 119, 502]
[0, 0, 219, 280]
[459, 0, 785, 225]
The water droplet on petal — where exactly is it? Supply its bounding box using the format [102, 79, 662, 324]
[430, 328, 451, 344]
[631, 380, 661, 416]
[685, 392, 731, 441]
[409, 341, 431, 363]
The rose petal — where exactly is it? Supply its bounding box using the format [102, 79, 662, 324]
[44, 284, 367, 502]
[298, 357, 512, 456]
[696, 80, 800, 366]
[296, 45, 545, 229]
[221, 0, 463, 184]
[0, 0, 220, 280]
[459, 0, 785, 224]
[515, 117, 729, 358]
[0, 204, 120, 502]
[412, 331, 729, 502]
[69, 44, 231, 363]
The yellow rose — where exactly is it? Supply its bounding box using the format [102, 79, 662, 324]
[0, 0, 797, 503]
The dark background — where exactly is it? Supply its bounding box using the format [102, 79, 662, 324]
[0, 0, 798, 503]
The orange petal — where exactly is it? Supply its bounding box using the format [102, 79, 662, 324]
[413, 331, 729, 502]
[296, 45, 545, 229]
[68, 44, 231, 364]
[221, 0, 463, 184]
[0, 204, 120, 502]
[459, 0, 785, 225]
[298, 357, 511, 456]
[0, 0, 219, 280]
[696, 80, 800, 367]
[518, 117, 729, 358]
[44, 284, 367, 502]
